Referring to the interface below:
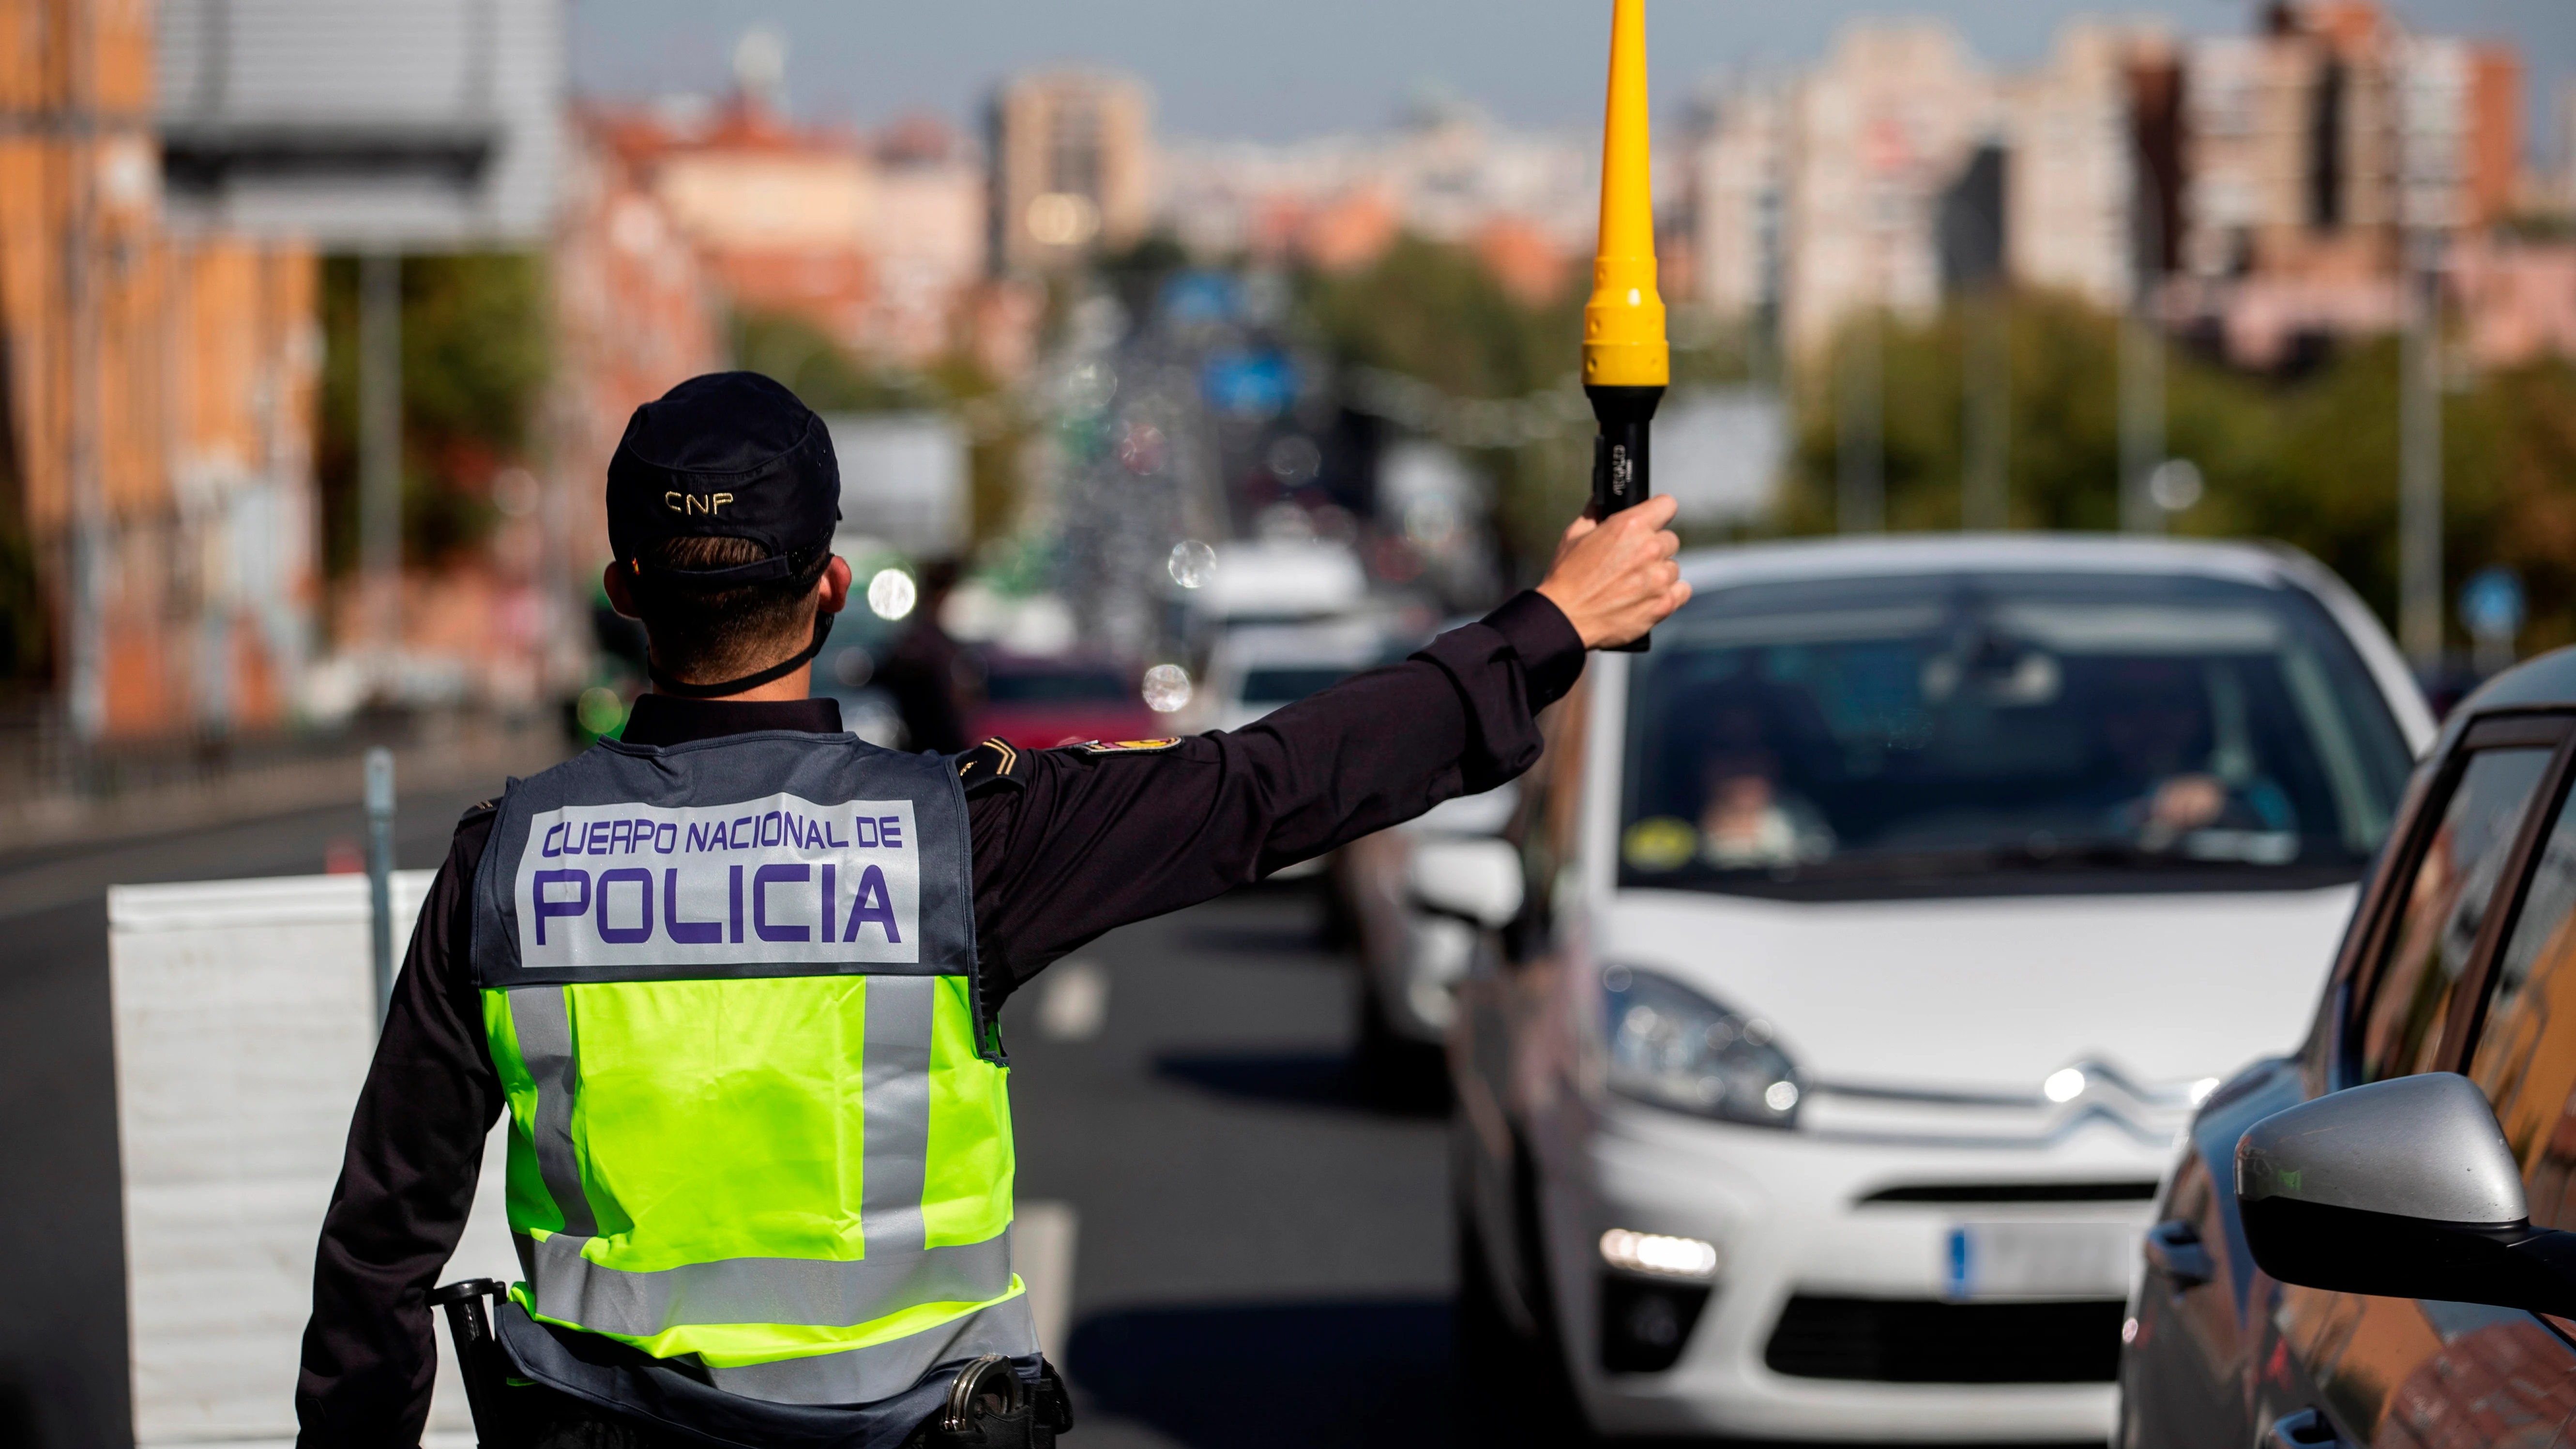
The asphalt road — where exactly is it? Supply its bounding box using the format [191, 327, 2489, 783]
[1003, 888, 1464, 1449]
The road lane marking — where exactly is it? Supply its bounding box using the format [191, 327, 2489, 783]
[1036, 959, 1108, 1041]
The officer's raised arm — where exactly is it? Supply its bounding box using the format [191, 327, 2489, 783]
[964, 496, 1689, 996]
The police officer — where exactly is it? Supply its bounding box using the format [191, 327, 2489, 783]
[295, 372, 1688, 1449]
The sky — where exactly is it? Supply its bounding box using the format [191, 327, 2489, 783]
[569, 0, 2576, 162]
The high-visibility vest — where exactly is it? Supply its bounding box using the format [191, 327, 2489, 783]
[468, 730, 1035, 1405]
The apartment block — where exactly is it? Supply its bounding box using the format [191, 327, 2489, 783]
[1155, 100, 1596, 294]
[2006, 23, 2174, 313]
[1778, 22, 1995, 357]
[988, 70, 1154, 273]
[2177, 2, 2519, 363]
[593, 94, 985, 369]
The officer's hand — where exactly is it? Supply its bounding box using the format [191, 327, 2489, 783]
[1534, 495, 1690, 649]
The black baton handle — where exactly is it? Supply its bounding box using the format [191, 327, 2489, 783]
[432, 1279, 530, 1449]
[1585, 383, 1665, 653]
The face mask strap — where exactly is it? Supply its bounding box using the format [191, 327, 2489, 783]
[646, 613, 832, 699]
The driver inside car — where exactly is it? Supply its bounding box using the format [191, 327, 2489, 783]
[1694, 702, 1834, 869]
[2091, 660, 2294, 849]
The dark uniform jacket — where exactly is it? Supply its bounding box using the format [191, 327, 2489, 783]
[295, 590, 1583, 1447]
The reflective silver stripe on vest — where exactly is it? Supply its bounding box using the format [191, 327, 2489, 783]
[863, 974, 934, 1253]
[508, 986, 598, 1238]
[704, 1292, 1040, 1406]
[519, 1229, 1015, 1336]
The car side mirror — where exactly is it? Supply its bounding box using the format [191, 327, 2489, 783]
[1408, 837, 1523, 930]
[2236, 1072, 2576, 1315]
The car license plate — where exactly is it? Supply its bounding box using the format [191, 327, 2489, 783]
[1942, 1222, 2132, 1300]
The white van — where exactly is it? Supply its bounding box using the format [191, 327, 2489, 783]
[1439, 536, 2434, 1442]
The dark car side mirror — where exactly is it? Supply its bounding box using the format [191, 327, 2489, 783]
[2236, 1072, 2576, 1316]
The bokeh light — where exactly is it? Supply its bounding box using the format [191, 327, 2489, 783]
[1142, 663, 1193, 714]
[868, 568, 918, 621]
[1167, 539, 1216, 589]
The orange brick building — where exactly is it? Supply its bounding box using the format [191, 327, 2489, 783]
[584, 96, 992, 369]
[0, 0, 320, 742]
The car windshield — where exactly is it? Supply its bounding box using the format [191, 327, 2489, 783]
[985, 665, 1131, 706]
[1619, 570, 2414, 900]
[1242, 666, 1360, 706]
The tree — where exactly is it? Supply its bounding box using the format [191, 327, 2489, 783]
[731, 310, 1024, 545]
[1783, 287, 2576, 655]
[1300, 234, 1584, 578]
[317, 252, 549, 575]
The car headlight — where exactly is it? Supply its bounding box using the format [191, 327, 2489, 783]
[1602, 965, 1802, 1128]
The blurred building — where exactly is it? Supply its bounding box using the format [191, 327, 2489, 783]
[547, 107, 727, 627]
[988, 70, 1154, 273]
[636, 100, 878, 349]
[1683, 20, 2172, 357]
[2005, 23, 2175, 313]
[2561, 82, 2576, 212]
[2451, 239, 2576, 366]
[1777, 22, 1996, 357]
[141, 0, 565, 718]
[1677, 5, 2539, 371]
[0, 0, 321, 744]
[1156, 96, 1595, 297]
[872, 116, 992, 362]
[1684, 77, 1790, 331]
[2174, 2, 2520, 366]
[591, 91, 985, 368]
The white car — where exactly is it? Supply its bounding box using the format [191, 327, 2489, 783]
[1193, 617, 1395, 733]
[1332, 781, 1517, 1088]
[1189, 618, 1403, 881]
[1439, 536, 2433, 1443]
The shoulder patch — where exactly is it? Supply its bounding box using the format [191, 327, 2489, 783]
[1067, 738, 1183, 756]
[460, 797, 500, 824]
[957, 737, 1026, 795]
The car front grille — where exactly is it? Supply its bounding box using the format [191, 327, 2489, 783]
[1857, 1180, 2159, 1205]
[1763, 1295, 2123, 1383]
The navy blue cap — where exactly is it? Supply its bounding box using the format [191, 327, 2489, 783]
[606, 372, 841, 584]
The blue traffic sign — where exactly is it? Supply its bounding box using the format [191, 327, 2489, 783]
[2460, 566, 2525, 642]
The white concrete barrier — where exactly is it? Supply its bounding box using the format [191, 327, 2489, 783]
[109, 872, 514, 1449]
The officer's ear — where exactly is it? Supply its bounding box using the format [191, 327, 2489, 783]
[816, 556, 852, 618]
[603, 560, 642, 620]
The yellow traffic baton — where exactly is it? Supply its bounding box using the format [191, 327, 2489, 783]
[1582, 0, 1669, 650]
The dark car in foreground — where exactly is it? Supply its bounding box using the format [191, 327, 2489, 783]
[2121, 646, 2576, 1449]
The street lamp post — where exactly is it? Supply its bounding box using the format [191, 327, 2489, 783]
[1952, 166, 2009, 533]
[1837, 312, 1884, 535]
[2119, 134, 2167, 535]
[2398, 229, 2443, 666]
[359, 251, 404, 655]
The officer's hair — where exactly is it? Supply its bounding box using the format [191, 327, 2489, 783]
[634, 536, 832, 682]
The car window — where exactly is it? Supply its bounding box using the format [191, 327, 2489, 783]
[2469, 775, 2576, 1227]
[2358, 748, 2556, 1083]
[1616, 571, 2413, 901]
[985, 667, 1131, 705]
